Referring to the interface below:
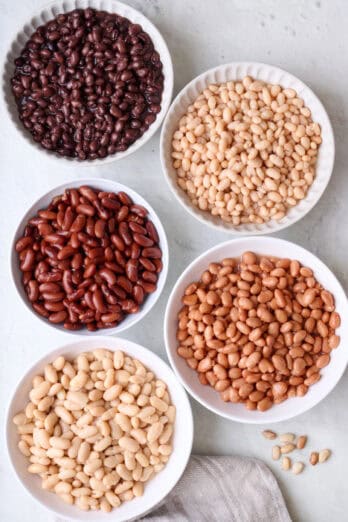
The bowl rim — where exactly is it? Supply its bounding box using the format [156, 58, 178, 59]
[5, 335, 194, 521]
[160, 61, 335, 235]
[164, 235, 348, 424]
[2, 0, 174, 166]
[10, 177, 169, 336]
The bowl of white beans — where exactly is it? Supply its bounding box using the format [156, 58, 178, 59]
[6, 336, 193, 521]
[160, 62, 334, 234]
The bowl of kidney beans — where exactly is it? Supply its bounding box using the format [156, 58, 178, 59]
[4, 1, 173, 163]
[11, 179, 168, 334]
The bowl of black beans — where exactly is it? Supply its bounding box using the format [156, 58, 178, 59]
[3, 0, 173, 163]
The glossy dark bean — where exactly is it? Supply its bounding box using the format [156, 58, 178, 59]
[11, 8, 164, 160]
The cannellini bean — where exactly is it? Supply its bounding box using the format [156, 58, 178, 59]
[13, 349, 174, 513]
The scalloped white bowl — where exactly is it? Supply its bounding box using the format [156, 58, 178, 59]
[10, 178, 169, 336]
[2, 0, 173, 165]
[160, 62, 335, 235]
[6, 336, 193, 521]
[164, 236, 348, 423]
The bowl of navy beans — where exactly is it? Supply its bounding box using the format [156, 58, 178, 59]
[3, 0, 173, 164]
[11, 178, 168, 334]
[164, 236, 348, 423]
[6, 336, 193, 521]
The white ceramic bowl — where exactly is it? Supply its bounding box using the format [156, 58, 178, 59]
[160, 62, 335, 235]
[11, 178, 169, 335]
[164, 236, 348, 423]
[2, 0, 173, 166]
[6, 336, 193, 521]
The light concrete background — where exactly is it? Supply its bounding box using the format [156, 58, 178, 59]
[0, 1, 347, 520]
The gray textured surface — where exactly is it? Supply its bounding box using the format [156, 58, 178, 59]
[0, 1, 347, 521]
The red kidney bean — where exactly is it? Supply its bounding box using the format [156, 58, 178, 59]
[129, 222, 147, 235]
[70, 215, 86, 232]
[45, 233, 64, 246]
[92, 288, 107, 313]
[77, 204, 95, 217]
[111, 234, 125, 251]
[101, 312, 122, 323]
[20, 249, 35, 271]
[44, 301, 65, 312]
[154, 259, 163, 273]
[80, 310, 95, 323]
[131, 243, 141, 260]
[38, 223, 53, 235]
[119, 222, 132, 246]
[139, 257, 156, 272]
[133, 233, 154, 247]
[102, 198, 120, 210]
[15, 186, 163, 331]
[95, 219, 106, 238]
[142, 247, 162, 259]
[117, 275, 133, 294]
[70, 233, 80, 249]
[111, 285, 127, 300]
[131, 204, 148, 218]
[117, 206, 129, 222]
[27, 280, 39, 302]
[33, 302, 50, 318]
[68, 189, 80, 207]
[142, 271, 158, 283]
[49, 311, 68, 323]
[38, 210, 56, 220]
[146, 221, 160, 243]
[42, 292, 65, 302]
[71, 253, 83, 270]
[11, 8, 163, 160]
[62, 271, 74, 294]
[39, 282, 61, 293]
[139, 281, 157, 293]
[115, 251, 126, 267]
[126, 259, 138, 283]
[62, 207, 74, 231]
[99, 268, 117, 286]
[15, 236, 33, 252]
[105, 262, 123, 274]
[80, 186, 98, 201]
[57, 245, 76, 260]
[133, 285, 144, 304]
[37, 271, 62, 283]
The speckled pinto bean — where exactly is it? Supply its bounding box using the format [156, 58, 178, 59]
[13, 349, 175, 512]
[176, 251, 340, 412]
[11, 8, 164, 160]
[15, 186, 162, 331]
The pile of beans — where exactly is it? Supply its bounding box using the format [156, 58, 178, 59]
[15, 186, 163, 331]
[176, 252, 340, 411]
[13, 349, 175, 512]
[172, 76, 321, 225]
[11, 8, 164, 160]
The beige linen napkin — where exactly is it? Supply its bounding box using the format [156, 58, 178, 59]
[141, 455, 291, 522]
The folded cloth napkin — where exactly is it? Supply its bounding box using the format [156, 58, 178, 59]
[141, 455, 291, 522]
[56, 456, 291, 522]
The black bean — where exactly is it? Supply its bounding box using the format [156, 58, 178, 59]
[11, 8, 163, 160]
